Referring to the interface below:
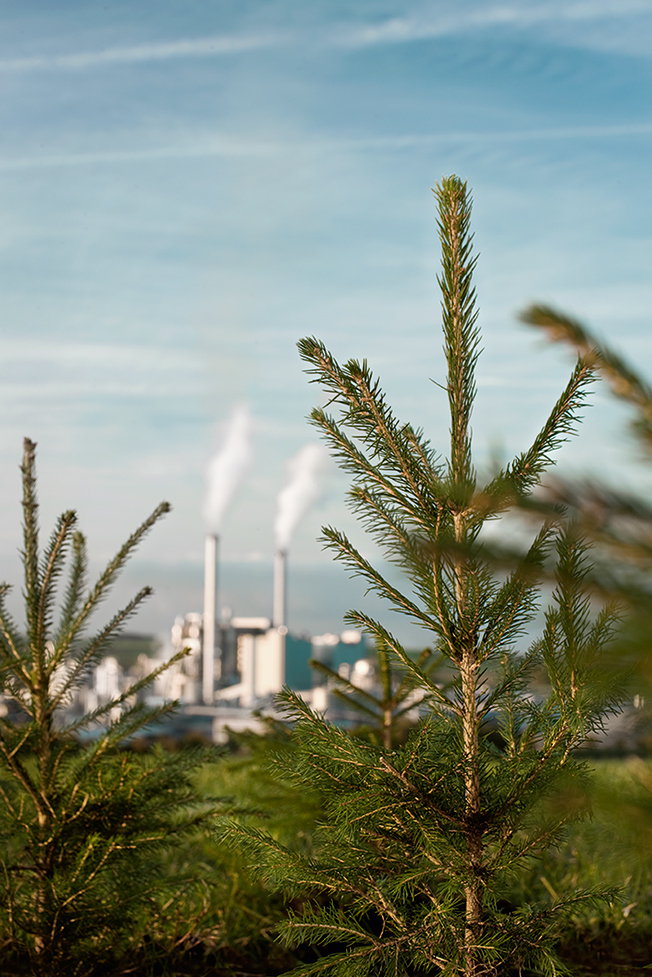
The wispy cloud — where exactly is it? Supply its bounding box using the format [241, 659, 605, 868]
[0, 338, 199, 368]
[1, 2, 650, 74]
[2, 122, 651, 171]
[0, 31, 286, 72]
[337, 123, 652, 146]
[0, 140, 284, 170]
[336, 1, 652, 48]
[0, 340, 204, 402]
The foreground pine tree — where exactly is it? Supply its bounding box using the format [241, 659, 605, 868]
[228, 177, 624, 977]
[0, 440, 207, 977]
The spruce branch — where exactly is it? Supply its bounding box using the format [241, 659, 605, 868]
[320, 525, 440, 632]
[50, 585, 154, 711]
[20, 439, 40, 653]
[344, 610, 454, 709]
[435, 175, 481, 492]
[0, 585, 29, 684]
[299, 339, 446, 511]
[521, 303, 652, 447]
[483, 358, 594, 507]
[36, 511, 78, 652]
[477, 523, 554, 658]
[54, 531, 88, 650]
[55, 501, 170, 656]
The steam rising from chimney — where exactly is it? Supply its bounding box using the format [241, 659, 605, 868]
[203, 403, 253, 532]
[274, 443, 327, 550]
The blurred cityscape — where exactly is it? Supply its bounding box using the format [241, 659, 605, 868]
[17, 599, 644, 751]
[56, 611, 389, 745]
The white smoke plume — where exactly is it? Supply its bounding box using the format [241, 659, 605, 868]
[275, 443, 328, 550]
[202, 403, 253, 532]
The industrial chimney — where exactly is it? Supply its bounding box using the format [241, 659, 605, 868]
[273, 548, 287, 630]
[201, 403, 253, 704]
[273, 442, 326, 633]
[202, 533, 217, 704]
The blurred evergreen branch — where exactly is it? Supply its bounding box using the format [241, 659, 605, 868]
[521, 304, 652, 450]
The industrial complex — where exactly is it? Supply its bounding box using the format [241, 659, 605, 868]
[64, 533, 375, 743]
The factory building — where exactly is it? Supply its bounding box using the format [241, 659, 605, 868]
[163, 602, 369, 742]
[155, 534, 371, 735]
[49, 500, 373, 742]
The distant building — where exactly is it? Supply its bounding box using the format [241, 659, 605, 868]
[167, 612, 203, 702]
[49, 612, 373, 744]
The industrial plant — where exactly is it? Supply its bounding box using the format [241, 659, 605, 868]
[28, 405, 636, 750]
[65, 538, 371, 744]
[150, 520, 370, 741]
[53, 417, 377, 743]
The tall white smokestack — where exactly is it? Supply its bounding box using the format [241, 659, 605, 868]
[274, 443, 327, 632]
[202, 404, 254, 702]
[202, 534, 217, 705]
[273, 548, 287, 629]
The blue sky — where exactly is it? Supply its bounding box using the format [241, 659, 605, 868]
[1, 0, 651, 643]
